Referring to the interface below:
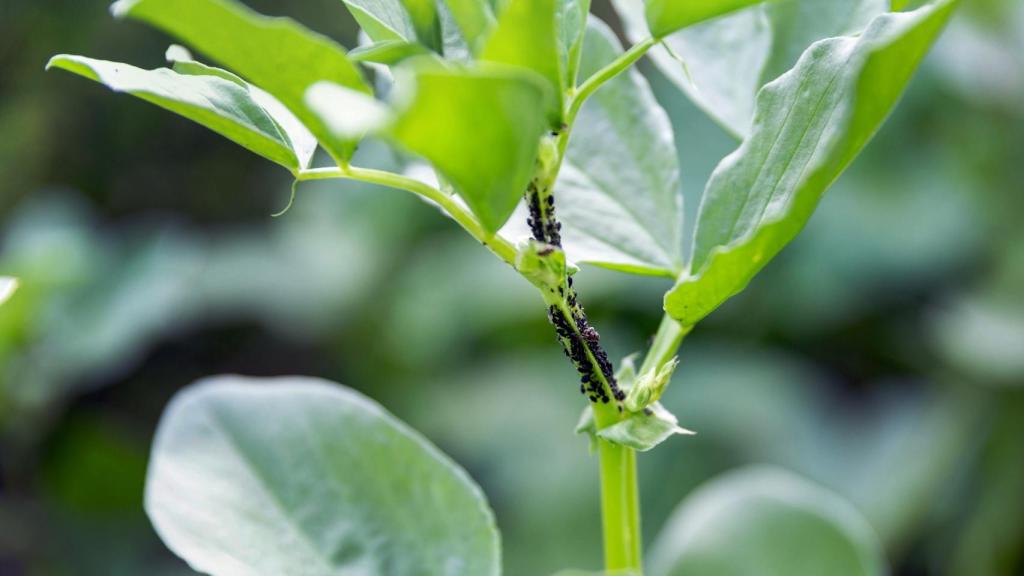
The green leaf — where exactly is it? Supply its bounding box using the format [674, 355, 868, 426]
[146, 376, 500, 576]
[350, 39, 429, 64]
[446, 0, 496, 52]
[649, 467, 886, 576]
[613, 0, 889, 139]
[46, 55, 305, 171]
[481, 0, 563, 123]
[111, 0, 370, 162]
[390, 63, 549, 232]
[558, 0, 591, 87]
[305, 81, 393, 142]
[665, 0, 958, 326]
[557, 19, 684, 276]
[646, 0, 766, 38]
[596, 402, 694, 452]
[165, 45, 319, 170]
[0, 277, 17, 306]
[339, 0, 441, 51]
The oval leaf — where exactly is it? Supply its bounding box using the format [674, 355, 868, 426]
[481, 0, 564, 124]
[557, 18, 684, 276]
[390, 63, 549, 232]
[614, 0, 889, 139]
[47, 55, 303, 171]
[665, 0, 959, 326]
[112, 0, 370, 162]
[649, 466, 886, 576]
[146, 375, 500, 576]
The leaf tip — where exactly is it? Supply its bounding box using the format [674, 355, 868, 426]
[109, 0, 137, 19]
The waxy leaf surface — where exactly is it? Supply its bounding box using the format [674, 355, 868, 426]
[649, 467, 885, 576]
[646, 0, 766, 38]
[665, 0, 959, 326]
[146, 376, 500, 576]
[614, 0, 889, 138]
[557, 19, 684, 276]
[47, 55, 306, 171]
[112, 0, 369, 161]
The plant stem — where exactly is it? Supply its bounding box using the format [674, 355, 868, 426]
[297, 166, 518, 266]
[598, 438, 643, 573]
[566, 36, 658, 127]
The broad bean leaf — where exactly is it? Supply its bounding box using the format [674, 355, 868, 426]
[646, 0, 766, 38]
[339, 0, 442, 51]
[557, 19, 684, 276]
[146, 376, 500, 576]
[390, 63, 549, 232]
[0, 277, 16, 306]
[664, 0, 958, 326]
[558, 0, 591, 87]
[112, 0, 370, 162]
[349, 39, 429, 64]
[46, 55, 306, 171]
[445, 0, 496, 51]
[613, 0, 888, 139]
[481, 0, 563, 123]
[165, 46, 319, 170]
[648, 467, 885, 576]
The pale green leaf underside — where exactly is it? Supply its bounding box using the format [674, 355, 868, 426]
[665, 0, 959, 326]
[646, 0, 766, 38]
[47, 55, 303, 171]
[390, 64, 548, 232]
[146, 376, 500, 576]
[557, 19, 684, 277]
[613, 0, 889, 139]
[596, 402, 694, 452]
[648, 467, 886, 576]
[112, 0, 370, 162]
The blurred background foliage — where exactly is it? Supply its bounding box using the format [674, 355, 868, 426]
[1, 0, 1023, 575]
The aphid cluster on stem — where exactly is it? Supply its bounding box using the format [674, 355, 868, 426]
[527, 164, 625, 406]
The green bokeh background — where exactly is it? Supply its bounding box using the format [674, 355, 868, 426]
[1, 1, 1023, 574]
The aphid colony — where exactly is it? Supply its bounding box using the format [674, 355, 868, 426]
[526, 169, 626, 406]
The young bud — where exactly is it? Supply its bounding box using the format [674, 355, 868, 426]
[624, 357, 679, 413]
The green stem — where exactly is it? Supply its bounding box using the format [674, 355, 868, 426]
[297, 166, 517, 266]
[599, 439, 642, 573]
[566, 36, 658, 128]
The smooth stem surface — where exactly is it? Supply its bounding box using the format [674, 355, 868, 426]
[599, 438, 642, 573]
[297, 166, 517, 266]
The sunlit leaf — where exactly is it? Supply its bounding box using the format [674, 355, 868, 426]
[649, 467, 886, 576]
[47, 55, 305, 171]
[646, 0, 766, 38]
[481, 0, 563, 123]
[390, 63, 549, 232]
[445, 0, 496, 51]
[146, 376, 501, 576]
[664, 0, 959, 326]
[556, 19, 684, 276]
[349, 39, 429, 64]
[112, 0, 370, 162]
[558, 0, 591, 87]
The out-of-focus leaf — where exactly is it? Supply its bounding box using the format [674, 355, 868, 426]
[46, 55, 305, 171]
[555, 19, 683, 276]
[0, 277, 16, 306]
[613, 0, 888, 138]
[646, 0, 766, 38]
[146, 376, 500, 576]
[349, 39, 429, 64]
[665, 0, 958, 326]
[445, 0, 495, 51]
[596, 402, 694, 452]
[305, 81, 393, 141]
[481, 0, 563, 123]
[648, 466, 886, 576]
[931, 295, 1024, 385]
[390, 63, 549, 232]
[111, 0, 370, 161]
